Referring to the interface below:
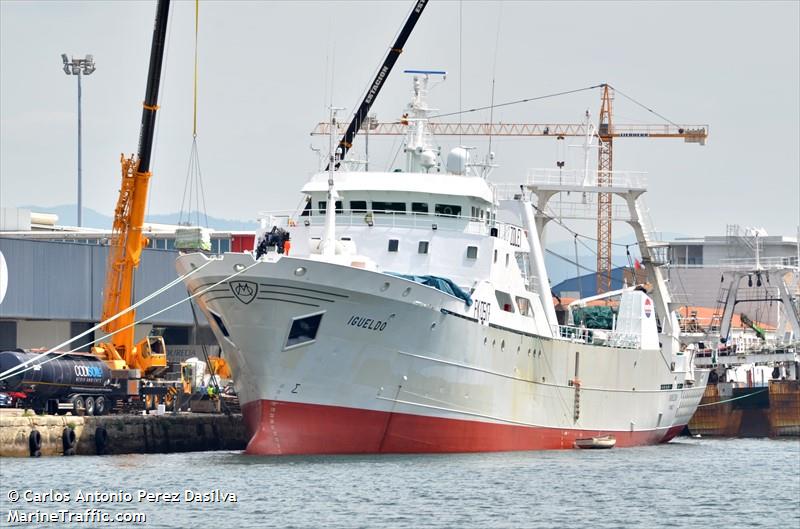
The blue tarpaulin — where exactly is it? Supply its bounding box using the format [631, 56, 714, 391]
[386, 272, 473, 306]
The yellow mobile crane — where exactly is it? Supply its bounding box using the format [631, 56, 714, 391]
[91, 0, 171, 382]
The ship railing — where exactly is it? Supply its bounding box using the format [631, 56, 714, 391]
[525, 168, 648, 190]
[720, 256, 799, 271]
[541, 200, 633, 222]
[263, 209, 525, 238]
[553, 325, 642, 350]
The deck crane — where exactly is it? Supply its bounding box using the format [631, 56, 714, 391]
[92, 0, 171, 377]
[312, 83, 708, 293]
[327, 0, 429, 170]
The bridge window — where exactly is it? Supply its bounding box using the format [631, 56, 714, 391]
[388, 239, 399, 252]
[495, 290, 514, 313]
[350, 200, 367, 213]
[435, 204, 461, 217]
[412, 202, 429, 214]
[319, 201, 343, 214]
[372, 201, 406, 214]
[466, 246, 478, 259]
[301, 201, 312, 217]
[515, 296, 532, 317]
[418, 241, 429, 254]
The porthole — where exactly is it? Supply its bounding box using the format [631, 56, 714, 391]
[483, 337, 488, 345]
[492, 339, 496, 348]
[402, 287, 411, 297]
[501, 340, 505, 351]
[380, 282, 390, 292]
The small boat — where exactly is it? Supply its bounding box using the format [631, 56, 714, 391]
[574, 435, 616, 449]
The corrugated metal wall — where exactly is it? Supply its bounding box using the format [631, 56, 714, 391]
[0, 238, 197, 325]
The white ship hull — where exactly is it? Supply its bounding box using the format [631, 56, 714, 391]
[178, 252, 707, 454]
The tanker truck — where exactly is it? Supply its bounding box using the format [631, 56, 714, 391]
[0, 350, 150, 415]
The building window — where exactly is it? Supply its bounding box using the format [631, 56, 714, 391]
[388, 239, 399, 252]
[435, 204, 461, 217]
[411, 202, 429, 214]
[0, 321, 18, 351]
[466, 246, 478, 259]
[350, 200, 367, 213]
[286, 312, 324, 349]
[418, 241, 429, 254]
[372, 202, 406, 214]
[69, 322, 94, 352]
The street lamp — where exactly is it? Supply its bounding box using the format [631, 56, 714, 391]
[61, 53, 96, 227]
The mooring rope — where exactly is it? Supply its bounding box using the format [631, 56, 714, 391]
[696, 388, 768, 407]
[0, 257, 260, 382]
[0, 259, 214, 380]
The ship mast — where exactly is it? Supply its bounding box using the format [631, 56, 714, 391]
[321, 107, 342, 257]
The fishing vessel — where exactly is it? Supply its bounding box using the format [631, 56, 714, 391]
[683, 255, 799, 437]
[176, 73, 708, 454]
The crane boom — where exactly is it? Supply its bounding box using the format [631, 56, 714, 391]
[327, 0, 429, 170]
[311, 121, 708, 142]
[95, 0, 171, 375]
[314, 84, 706, 295]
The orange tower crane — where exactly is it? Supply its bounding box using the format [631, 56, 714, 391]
[312, 83, 708, 294]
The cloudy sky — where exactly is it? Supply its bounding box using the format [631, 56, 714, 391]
[1, 0, 798, 241]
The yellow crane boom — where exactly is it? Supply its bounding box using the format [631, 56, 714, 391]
[92, 0, 171, 376]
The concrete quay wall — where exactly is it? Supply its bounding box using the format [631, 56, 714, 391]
[0, 410, 246, 457]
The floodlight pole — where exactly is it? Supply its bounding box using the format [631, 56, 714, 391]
[77, 69, 82, 227]
[61, 54, 95, 227]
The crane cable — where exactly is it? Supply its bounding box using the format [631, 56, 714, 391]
[0, 258, 262, 382]
[178, 0, 209, 228]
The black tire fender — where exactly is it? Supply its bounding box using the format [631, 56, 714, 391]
[62, 427, 77, 456]
[29, 430, 42, 457]
[95, 426, 109, 455]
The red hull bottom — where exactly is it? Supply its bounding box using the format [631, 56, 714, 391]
[242, 399, 685, 455]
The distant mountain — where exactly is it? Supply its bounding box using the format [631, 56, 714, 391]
[24, 205, 258, 231]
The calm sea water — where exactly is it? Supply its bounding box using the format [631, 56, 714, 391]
[1, 437, 798, 529]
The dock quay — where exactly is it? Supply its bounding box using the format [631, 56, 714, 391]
[0, 409, 246, 457]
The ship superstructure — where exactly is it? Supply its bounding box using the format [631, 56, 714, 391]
[176, 74, 707, 454]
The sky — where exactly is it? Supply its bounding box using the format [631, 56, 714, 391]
[1, 0, 798, 243]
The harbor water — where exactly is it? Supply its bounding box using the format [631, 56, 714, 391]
[1, 437, 798, 528]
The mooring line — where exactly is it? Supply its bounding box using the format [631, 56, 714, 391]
[696, 388, 768, 407]
[0, 257, 261, 381]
